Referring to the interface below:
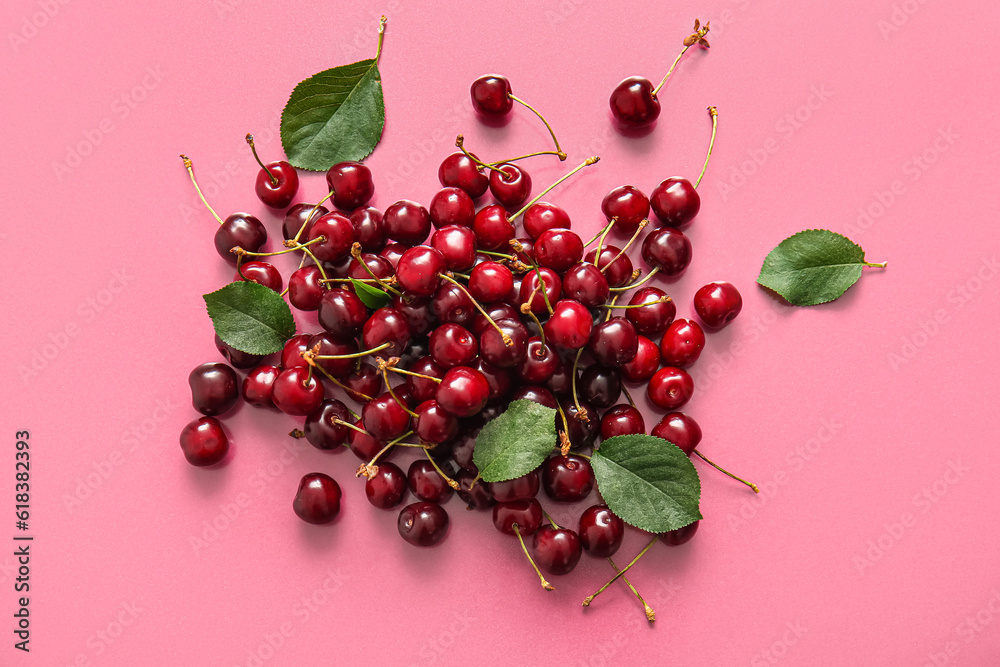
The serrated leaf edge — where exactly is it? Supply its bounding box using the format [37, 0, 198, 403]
[757, 228, 868, 306]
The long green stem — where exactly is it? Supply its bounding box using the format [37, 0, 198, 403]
[179, 155, 223, 224]
[508, 94, 566, 160]
[693, 106, 718, 189]
[508, 157, 600, 223]
[582, 535, 659, 607]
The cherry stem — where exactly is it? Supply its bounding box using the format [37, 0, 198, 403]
[602, 219, 649, 273]
[333, 419, 368, 435]
[582, 535, 659, 607]
[543, 510, 560, 529]
[179, 155, 223, 224]
[454, 135, 507, 177]
[313, 341, 391, 361]
[299, 246, 330, 284]
[235, 253, 250, 283]
[509, 157, 599, 223]
[554, 402, 572, 454]
[507, 93, 567, 160]
[364, 430, 414, 470]
[480, 250, 516, 260]
[374, 16, 387, 64]
[511, 242, 555, 315]
[652, 19, 711, 97]
[593, 217, 614, 266]
[604, 293, 620, 322]
[245, 134, 277, 186]
[438, 273, 513, 346]
[584, 219, 616, 248]
[512, 524, 555, 591]
[608, 267, 660, 292]
[600, 296, 672, 309]
[694, 450, 759, 493]
[351, 243, 402, 296]
[621, 384, 636, 408]
[293, 191, 334, 244]
[382, 369, 418, 418]
[386, 366, 442, 383]
[424, 450, 460, 490]
[519, 304, 547, 349]
[235, 236, 325, 259]
[487, 150, 565, 166]
[693, 106, 718, 189]
[865, 261, 888, 268]
[608, 557, 655, 622]
[308, 357, 370, 400]
[570, 349, 589, 423]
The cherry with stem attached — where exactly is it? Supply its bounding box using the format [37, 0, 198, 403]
[246, 133, 299, 208]
[650, 106, 718, 228]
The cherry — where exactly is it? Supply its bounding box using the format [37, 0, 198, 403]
[247, 134, 298, 209]
[383, 200, 431, 246]
[479, 318, 528, 369]
[601, 185, 649, 233]
[578, 366, 622, 409]
[326, 161, 374, 210]
[188, 362, 239, 416]
[398, 502, 450, 546]
[517, 337, 560, 383]
[519, 267, 561, 315]
[235, 260, 282, 292]
[392, 295, 434, 337]
[179, 416, 229, 467]
[242, 364, 280, 407]
[429, 323, 478, 368]
[429, 187, 476, 228]
[492, 498, 543, 535]
[559, 398, 599, 449]
[215, 334, 264, 370]
[380, 243, 408, 269]
[650, 411, 701, 454]
[415, 399, 460, 444]
[395, 246, 445, 297]
[647, 367, 694, 411]
[600, 404, 645, 440]
[348, 417, 388, 461]
[349, 252, 394, 282]
[621, 335, 659, 383]
[471, 74, 513, 116]
[280, 333, 313, 370]
[450, 432, 477, 469]
[282, 203, 329, 241]
[534, 228, 584, 273]
[532, 526, 583, 575]
[469, 262, 514, 303]
[293, 473, 342, 524]
[216, 213, 267, 264]
[361, 307, 412, 358]
[650, 177, 699, 228]
[541, 454, 595, 502]
[490, 470, 540, 502]
[303, 399, 352, 450]
[432, 282, 475, 325]
[456, 468, 495, 510]
[431, 225, 477, 271]
[318, 289, 368, 339]
[625, 287, 675, 338]
[407, 458, 456, 503]
[585, 245, 634, 288]
[609, 76, 660, 128]
[473, 358, 514, 401]
[365, 461, 407, 509]
[473, 204, 515, 251]
[362, 391, 412, 441]
[350, 206, 386, 252]
[436, 366, 490, 417]
[512, 385, 558, 410]
[471, 302, 520, 336]
[660, 318, 705, 367]
[490, 163, 531, 209]
[543, 300, 594, 350]
[406, 357, 446, 403]
[693, 281, 742, 329]
[562, 262, 610, 308]
[308, 332, 357, 378]
[307, 212, 355, 262]
[272, 366, 325, 416]
[343, 363, 380, 403]
[547, 364, 573, 396]
[578, 505, 624, 557]
[588, 317, 638, 367]
[287, 265, 324, 311]
[641, 227, 692, 277]
[439, 152, 489, 199]
[522, 202, 571, 239]
[661, 520, 699, 546]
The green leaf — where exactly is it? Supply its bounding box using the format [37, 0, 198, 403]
[203, 281, 296, 355]
[280, 58, 385, 171]
[350, 278, 390, 309]
[591, 434, 702, 534]
[757, 229, 886, 306]
[473, 400, 558, 483]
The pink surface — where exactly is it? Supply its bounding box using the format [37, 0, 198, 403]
[3, 0, 999, 664]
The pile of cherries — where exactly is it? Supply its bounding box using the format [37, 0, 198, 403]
[180, 27, 752, 610]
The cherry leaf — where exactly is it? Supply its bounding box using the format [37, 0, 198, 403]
[203, 281, 296, 355]
[473, 400, 557, 483]
[350, 278, 390, 310]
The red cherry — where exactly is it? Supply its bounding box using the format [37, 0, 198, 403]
[430, 225, 477, 271]
[326, 161, 374, 210]
[293, 473, 342, 524]
[693, 281, 743, 328]
[471, 74, 514, 116]
[395, 246, 445, 297]
[543, 300, 594, 350]
[272, 367, 325, 416]
[609, 76, 660, 127]
[661, 520, 700, 545]
[641, 227, 692, 277]
[435, 366, 490, 417]
[578, 505, 624, 557]
[469, 262, 514, 303]
[438, 152, 489, 199]
[489, 163, 531, 209]
[626, 287, 676, 337]
[179, 416, 229, 467]
[647, 367, 694, 411]
[600, 404, 646, 440]
[473, 204, 515, 251]
[650, 412, 702, 455]
[522, 202, 571, 239]
[601, 185, 650, 232]
[534, 228, 584, 273]
[650, 177, 700, 228]
[660, 319, 705, 367]
[234, 260, 282, 292]
[532, 526, 583, 575]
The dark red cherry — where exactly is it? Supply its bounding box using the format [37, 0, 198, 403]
[522, 201, 571, 239]
[242, 364, 280, 407]
[365, 461, 407, 509]
[660, 319, 705, 367]
[620, 335, 660, 383]
[272, 367, 325, 416]
[471, 302, 520, 336]
[543, 300, 594, 350]
[303, 399, 351, 450]
[588, 317, 638, 367]
[560, 398, 599, 449]
[307, 212, 355, 262]
[456, 468, 495, 510]
[318, 289, 368, 339]
[479, 318, 528, 369]
[392, 295, 434, 337]
[600, 404, 646, 440]
[492, 498, 543, 535]
[476, 358, 515, 401]
[436, 366, 490, 417]
[216, 213, 267, 264]
[361, 307, 412, 358]
[650, 177, 700, 228]
[469, 262, 514, 303]
[562, 262, 610, 308]
[282, 203, 329, 241]
[626, 287, 676, 337]
[609, 76, 660, 127]
[471, 74, 513, 116]
[430, 323, 479, 368]
[511, 385, 558, 410]
[188, 362, 239, 416]
[349, 252, 394, 282]
[650, 412, 701, 455]
[179, 416, 229, 467]
[693, 281, 743, 329]
[641, 227, 692, 277]
[287, 265, 324, 311]
[235, 260, 282, 292]
[382, 201, 430, 247]
[517, 337, 560, 383]
[343, 363, 381, 403]
[473, 204, 515, 251]
[429, 187, 476, 228]
[547, 364, 573, 396]
[578, 365, 622, 409]
[519, 267, 562, 315]
[407, 458, 456, 502]
[534, 228, 584, 273]
[585, 245, 634, 288]
[489, 163, 531, 209]
[397, 502, 450, 546]
[350, 206, 385, 253]
[406, 356, 446, 403]
[307, 332, 357, 378]
[280, 333, 313, 370]
[647, 367, 694, 411]
[541, 454, 595, 502]
[431, 225, 477, 271]
[395, 245, 445, 297]
[326, 161, 374, 210]
[439, 152, 489, 199]
[215, 334, 264, 370]
[432, 282, 476, 325]
[489, 470, 540, 502]
[661, 520, 700, 545]
[601, 185, 650, 232]
[578, 505, 624, 557]
[362, 391, 412, 441]
[532, 526, 583, 575]
[293, 473, 342, 524]
[347, 417, 387, 461]
[254, 159, 299, 209]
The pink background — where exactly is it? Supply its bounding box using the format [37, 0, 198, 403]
[3, 0, 999, 664]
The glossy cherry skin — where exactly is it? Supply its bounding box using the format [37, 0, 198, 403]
[382, 200, 431, 246]
[473, 204, 515, 251]
[318, 289, 368, 339]
[518, 267, 561, 315]
[517, 337, 560, 383]
[534, 228, 584, 273]
[362, 391, 412, 441]
[533, 526, 583, 575]
[469, 262, 514, 303]
[189, 362, 239, 416]
[272, 367, 325, 416]
[621, 335, 659, 383]
[547, 364, 573, 396]
[395, 245, 445, 297]
[456, 468, 495, 510]
[293, 473, 342, 524]
[660, 319, 705, 367]
[562, 262, 610, 308]
[560, 398, 599, 449]
[600, 404, 646, 440]
[365, 462, 407, 509]
[429, 323, 478, 368]
[216, 213, 267, 264]
[431, 225, 477, 271]
[585, 245, 634, 288]
[282, 203, 329, 241]
[432, 282, 475, 325]
[347, 417, 387, 461]
[309, 332, 358, 378]
[287, 265, 324, 311]
[429, 187, 476, 228]
[179, 416, 229, 467]
[522, 202, 571, 239]
[543, 300, 594, 350]
[489, 470, 540, 502]
[406, 357, 446, 403]
[578, 505, 625, 557]
[242, 364, 280, 407]
[326, 161, 374, 210]
[471, 302, 519, 336]
[578, 365, 622, 409]
[588, 317, 638, 367]
[255, 159, 299, 209]
[350, 206, 385, 252]
[215, 334, 264, 370]
[490, 163, 531, 209]
[304, 399, 352, 450]
[235, 260, 282, 292]
[438, 152, 489, 199]
[601, 185, 650, 233]
[694, 281, 743, 329]
[512, 385, 558, 410]
[398, 502, 450, 546]
[650, 412, 702, 455]
[280, 333, 313, 370]
[349, 252, 394, 283]
[647, 367, 694, 411]
[661, 520, 700, 546]
[471, 74, 513, 116]
[362, 307, 412, 358]
[479, 318, 528, 369]
[641, 227, 693, 277]
[609, 76, 660, 127]
[626, 287, 676, 337]
[492, 498, 543, 536]
[414, 400, 460, 445]
[307, 212, 355, 262]
[542, 454, 595, 502]
[407, 458, 455, 503]
[650, 177, 700, 228]
[343, 363, 382, 403]
[436, 366, 490, 418]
